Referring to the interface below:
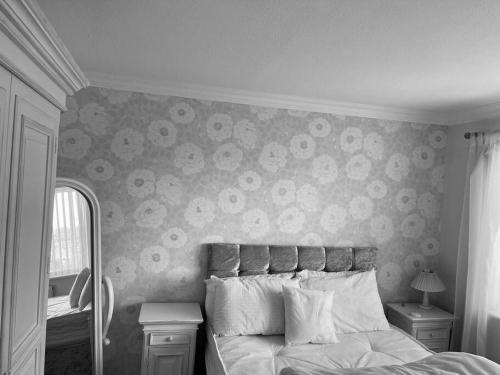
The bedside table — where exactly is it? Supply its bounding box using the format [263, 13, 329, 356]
[139, 303, 203, 375]
[386, 302, 454, 352]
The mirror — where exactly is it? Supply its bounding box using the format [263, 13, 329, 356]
[44, 178, 112, 375]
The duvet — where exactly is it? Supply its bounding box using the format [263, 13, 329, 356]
[280, 352, 500, 375]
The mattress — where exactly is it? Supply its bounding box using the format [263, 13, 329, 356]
[47, 295, 91, 319]
[206, 325, 433, 375]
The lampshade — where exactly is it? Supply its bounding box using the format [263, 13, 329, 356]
[410, 269, 446, 293]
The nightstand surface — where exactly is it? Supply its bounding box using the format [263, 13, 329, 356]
[139, 303, 203, 325]
[386, 303, 453, 322]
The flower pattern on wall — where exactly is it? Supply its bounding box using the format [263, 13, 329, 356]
[101, 201, 124, 234]
[312, 154, 338, 184]
[239, 170, 262, 191]
[60, 129, 91, 159]
[140, 246, 169, 273]
[290, 134, 316, 159]
[218, 188, 246, 214]
[86, 159, 114, 181]
[367, 180, 388, 199]
[147, 120, 177, 148]
[57, 87, 447, 375]
[133, 200, 166, 228]
[259, 142, 288, 172]
[126, 169, 155, 198]
[161, 227, 188, 249]
[234, 119, 257, 150]
[110, 128, 144, 161]
[278, 206, 306, 233]
[174, 143, 205, 175]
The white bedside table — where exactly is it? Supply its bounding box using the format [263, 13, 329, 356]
[139, 303, 203, 375]
[386, 302, 454, 352]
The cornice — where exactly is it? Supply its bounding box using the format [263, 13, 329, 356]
[0, 0, 88, 108]
[87, 71, 451, 125]
[87, 71, 500, 126]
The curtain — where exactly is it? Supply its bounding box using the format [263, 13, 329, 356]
[458, 132, 500, 361]
[50, 188, 91, 277]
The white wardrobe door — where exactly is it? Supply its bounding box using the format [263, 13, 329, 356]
[2, 77, 59, 375]
[0, 64, 12, 352]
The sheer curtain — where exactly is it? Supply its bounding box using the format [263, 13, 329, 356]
[50, 188, 90, 277]
[459, 132, 500, 361]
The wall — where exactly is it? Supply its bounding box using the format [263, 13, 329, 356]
[436, 116, 500, 350]
[57, 87, 447, 374]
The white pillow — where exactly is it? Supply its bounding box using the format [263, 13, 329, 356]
[296, 269, 359, 279]
[68, 267, 90, 308]
[204, 273, 293, 326]
[78, 275, 93, 311]
[211, 276, 299, 336]
[301, 269, 390, 333]
[283, 286, 338, 345]
[205, 276, 224, 325]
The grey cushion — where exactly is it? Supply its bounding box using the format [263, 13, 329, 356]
[325, 247, 353, 271]
[208, 243, 239, 272]
[240, 245, 269, 273]
[297, 246, 325, 271]
[269, 245, 298, 273]
[353, 247, 378, 271]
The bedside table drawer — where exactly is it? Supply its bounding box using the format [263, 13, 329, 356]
[416, 328, 449, 340]
[150, 333, 191, 346]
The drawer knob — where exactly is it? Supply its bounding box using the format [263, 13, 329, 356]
[165, 336, 173, 342]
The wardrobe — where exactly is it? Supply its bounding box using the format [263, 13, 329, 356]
[0, 1, 87, 375]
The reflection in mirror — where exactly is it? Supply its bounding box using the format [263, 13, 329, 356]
[44, 178, 113, 375]
[45, 186, 94, 375]
[50, 187, 90, 279]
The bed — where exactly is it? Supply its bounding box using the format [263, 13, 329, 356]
[204, 243, 500, 375]
[46, 295, 92, 348]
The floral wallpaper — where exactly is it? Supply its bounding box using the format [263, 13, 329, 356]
[57, 87, 447, 374]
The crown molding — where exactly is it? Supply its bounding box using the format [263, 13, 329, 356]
[87, 71, 500, 126]
[0, 0, 88, 108]
[86, 71, 454, 125]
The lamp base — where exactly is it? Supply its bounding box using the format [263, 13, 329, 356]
[419, 291, 432, 309]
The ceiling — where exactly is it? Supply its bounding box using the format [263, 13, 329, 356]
[38, 0, 500, 124]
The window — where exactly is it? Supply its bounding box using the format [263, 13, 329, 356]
[49, 187, 90, 277]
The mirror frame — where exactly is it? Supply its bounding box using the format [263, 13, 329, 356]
[55, 177, 103, 375]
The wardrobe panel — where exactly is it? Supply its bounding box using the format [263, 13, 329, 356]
[2, 77, 58, 373]
[0, 64, 12, 344]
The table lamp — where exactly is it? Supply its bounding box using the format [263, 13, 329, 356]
[410, 269, 446, 309]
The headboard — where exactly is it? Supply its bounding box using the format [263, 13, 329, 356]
[207, 244, 377, 278]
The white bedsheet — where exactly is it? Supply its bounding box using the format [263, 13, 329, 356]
[206, 325, 433, 375]
[47, 295, 91, 319]
[280, 352, 500, 375]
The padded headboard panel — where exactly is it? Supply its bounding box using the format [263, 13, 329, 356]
[207, 244, 377, 278]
